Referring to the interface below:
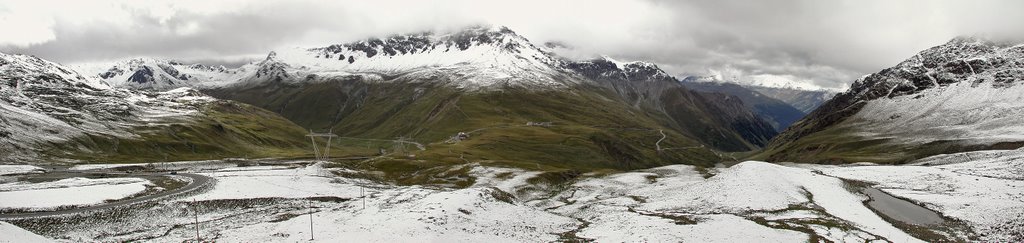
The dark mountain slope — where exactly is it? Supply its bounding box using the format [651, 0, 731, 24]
[680, 80, 806, 132]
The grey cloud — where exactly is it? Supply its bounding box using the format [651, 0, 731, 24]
[2, 0, 1022, 90]
[0, 2, 352, 63]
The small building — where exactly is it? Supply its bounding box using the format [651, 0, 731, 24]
[526, 121, 553, 127]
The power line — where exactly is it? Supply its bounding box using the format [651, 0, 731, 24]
[306, 129, 338, 162]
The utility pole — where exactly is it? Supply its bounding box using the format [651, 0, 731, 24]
[361, 186, 365, 209]
[308, 199, 314, 241]
[193, 199, 200, 242]
[304, 129, 336, 242]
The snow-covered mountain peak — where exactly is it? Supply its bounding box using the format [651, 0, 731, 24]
[254, 25, 571, 89]
[307, 25, 536, 59]
[679, 69, 845, 93]
[86, 57, 239, 91]
[600, 56, 667, 74]
[565, 56, 676, 83]
[847, 36, 1024, 101]
[0, 52, 109, 90]
[260, 51, 283, 65]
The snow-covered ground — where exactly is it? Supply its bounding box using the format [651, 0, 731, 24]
[532, 163, 918, 242]
[0, 177, 152, 210]
[5, 154, 1021, 242]
[0, 222, 52, 243]
[217, 186, 577, 242]
[807, 150, 1024, 242]
[181, 164, 366, 201]
[848, 80, 1024, 146]
[0, 165, 46, 176]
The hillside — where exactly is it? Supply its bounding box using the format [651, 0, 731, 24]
[760, 36, 1024, 164]
[0, 53, 312, 164]
[188, 26, 779, 170]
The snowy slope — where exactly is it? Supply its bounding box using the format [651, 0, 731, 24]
[0, 222, 53, 243]
[766, 36, 1024, 163]
[850, 80, 1024, 145]
[0, 52, 292, 162]
[840, 37, 1024, 145]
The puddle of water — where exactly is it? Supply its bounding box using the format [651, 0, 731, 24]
[862, 187, 945, 226]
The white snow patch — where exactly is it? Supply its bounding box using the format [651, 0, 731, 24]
[181, 165, 364, 201]
[0, 177, 152, 209]
[216, 187, 577, 242]
[0, 165, 46, 176]
[0, 221, 53, 243]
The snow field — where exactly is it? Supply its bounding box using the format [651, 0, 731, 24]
[537, 162, 922, 242]
[0, 222, 53, 243]
[0, 177, 152, 210]
[813, 153, 1024, 242]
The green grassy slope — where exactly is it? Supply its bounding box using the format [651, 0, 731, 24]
[207, 80, 730, 171]
[44, 101, 316, 163]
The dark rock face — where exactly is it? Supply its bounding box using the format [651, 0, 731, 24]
[127, 66, 155, 84]
[564, 59, 675, 83]
[99, 67, 124, 79]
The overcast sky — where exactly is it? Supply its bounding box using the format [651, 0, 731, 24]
[2, 0, 1022, 90]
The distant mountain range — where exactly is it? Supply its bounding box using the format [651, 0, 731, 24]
[760, 36, 1024, 164]
[5, 26, 785, 169]
[743, 86, 838, 114]
[14, 26, 1007, 168]
[679, 80, 807, 132]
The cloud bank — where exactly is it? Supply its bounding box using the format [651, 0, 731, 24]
[1, 0, 1022, 89]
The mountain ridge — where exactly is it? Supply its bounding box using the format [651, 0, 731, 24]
[53, 25, 782, 169]
[760, 36, 1024, 164]
[0, 52, 312, 163]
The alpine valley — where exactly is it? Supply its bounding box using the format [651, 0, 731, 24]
[2, 25, 1023, 242]
[74, 26, 779, 170]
